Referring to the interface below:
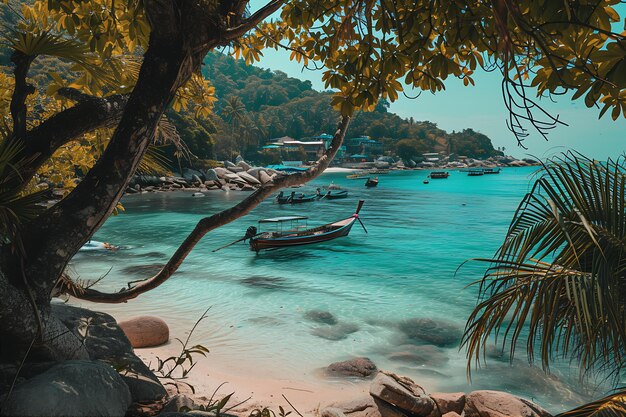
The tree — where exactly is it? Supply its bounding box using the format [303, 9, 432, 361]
[0, 0, 624, 393]
[395, 139, 426, 162]
[462, 153, 626, 415]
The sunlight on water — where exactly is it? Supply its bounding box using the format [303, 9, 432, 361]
[70, 167, 606, 412]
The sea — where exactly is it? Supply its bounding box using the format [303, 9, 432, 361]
[69, 167, 607, 412]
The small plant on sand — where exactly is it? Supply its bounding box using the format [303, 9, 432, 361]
[151, 308, 210, 393]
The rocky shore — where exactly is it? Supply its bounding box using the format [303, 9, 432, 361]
[0, 306, 557, 417]
[125, 160, 285, 195]
[123, 154, 538, 197]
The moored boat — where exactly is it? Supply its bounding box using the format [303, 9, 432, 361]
[248, 200, 366, 252]
[365, 177, 379, 187]
[276, 191, 318, 204]
[483, 167, 501, 174]
[429, 171, 449, 179]
[468, 168, 484, 176]
[324, 190, 348, 199]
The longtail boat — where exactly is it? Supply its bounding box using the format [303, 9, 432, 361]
[467, 168, 484, 176]
[248, 200, 366, 252]
[365, 177, 379, 187]
[276, 191, 319, 204]
[324, 190, 348, 199]
[429, 171, 449, 179]
[483, 167, 501, 174]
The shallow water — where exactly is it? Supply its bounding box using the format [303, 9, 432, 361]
[70, 167, 606, 411]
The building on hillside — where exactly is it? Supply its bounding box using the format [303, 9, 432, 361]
[345, 136, 384, 158]
[313, 133, 346, 162]
[422, 152, 442, 163]
[263, 136, 326, 163]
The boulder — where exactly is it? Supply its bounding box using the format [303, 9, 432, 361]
[224, 160, 236, 168]
[305, 309, 338, 325]
[227, 166, 245, 173]
[0, 360, 131, 417]
[234, 155, 244, 164]
[238, 171, 261, 185]
[205, 169, 219, 181]
[322, 396, 404, 417]
[51, 304, 167, 403]
[162, 394, 196, 413]
[463, 390, 552, 417]
[237, 160, 252, 170]
[191, 174, 202, 185]
[118, 316, 170, 348]
[442, 413, 462, 417]
[431, 392, 465, 415]
[369, 372, 434, 417]
[397, 318, 463, 347]
[182, 168, 203, 182]
[312, 322, 359, 341]
[259, 170, 273, 184]
[224, 173, 247, 184]
[213, 167, 229, 178]
[247, 168, 264, 180]
[326, 357, 377, 378]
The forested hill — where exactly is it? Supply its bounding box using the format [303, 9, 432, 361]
[201, 52, 500, 161]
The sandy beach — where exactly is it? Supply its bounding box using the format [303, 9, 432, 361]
[133, 342, 369, 414]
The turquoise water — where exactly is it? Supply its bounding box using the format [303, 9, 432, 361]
[70, 167, 604, 411]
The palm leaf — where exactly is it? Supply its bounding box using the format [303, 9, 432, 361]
[463, 152, 626, 380]
[557, 390, 626, 417]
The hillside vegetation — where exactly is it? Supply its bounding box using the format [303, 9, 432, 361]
[195, 52, 500, 163]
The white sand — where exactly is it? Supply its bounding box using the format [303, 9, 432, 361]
[322, 167, 359, 173]
[134, 343, 369, 414]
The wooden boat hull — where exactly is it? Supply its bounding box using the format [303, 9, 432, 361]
[325, 190, 348, 199]
[249, 200, 364, 252]
[250, 219, 356, 251]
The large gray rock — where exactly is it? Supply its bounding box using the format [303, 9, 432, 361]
[237, 171, 261, 185]
[234, 155, 244, 164]
[213, 167, 228, 178]
[322, 396, 404, 417]
[397, 318, 462, 347]
[224, 160, 236, 168]
[369, 372, 434, 417]
[247, 168, 264, 180]
[463, 390, 551, 417]
[0, 360, 131, 417]
[237, 160, 252, 170]
[51, 304, 167, 403]
[227, 166, 245, 173]
[205, 169, 219, 181]
[326, 357, 377, 378]
[431, 392, 465, 415]
[259, 170, 273, 184]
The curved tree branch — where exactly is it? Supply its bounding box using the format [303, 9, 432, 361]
[15, 90, 129, 188]
[9, 50, 35, 140]
[70, 115, 350, 303]
[225, 0, 284, 41]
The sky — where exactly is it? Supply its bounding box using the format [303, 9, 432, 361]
[247, 2, 625, 160]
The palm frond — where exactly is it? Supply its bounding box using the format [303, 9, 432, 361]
[557, 390, 626, 417]
[463, 152, 626, 380]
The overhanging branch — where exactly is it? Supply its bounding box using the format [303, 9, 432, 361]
[70, 115, 350, 303]
[224, 0, 284, 41]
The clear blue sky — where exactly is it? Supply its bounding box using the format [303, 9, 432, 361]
[247, 2, 625, 160]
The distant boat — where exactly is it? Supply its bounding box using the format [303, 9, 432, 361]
[423, 179, 429, 184]
[468, 169, 484, 176]
[276, 191, 318, 204]
[429, 171, 449, 179]
[80, 240, 118, 251]
[483, 167, 501, 174]
[365, 177, 379, 187]
[347, 173, 369, 180]
[247, 200, 366, 252]
[324, 190, 348, 199]
[328, 182, 342, 190]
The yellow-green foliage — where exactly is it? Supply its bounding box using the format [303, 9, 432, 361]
[237, 1, 626, 120]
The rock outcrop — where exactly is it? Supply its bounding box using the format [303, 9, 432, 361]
[326, 357, 378, 378]
[0, 360, 132, 417]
